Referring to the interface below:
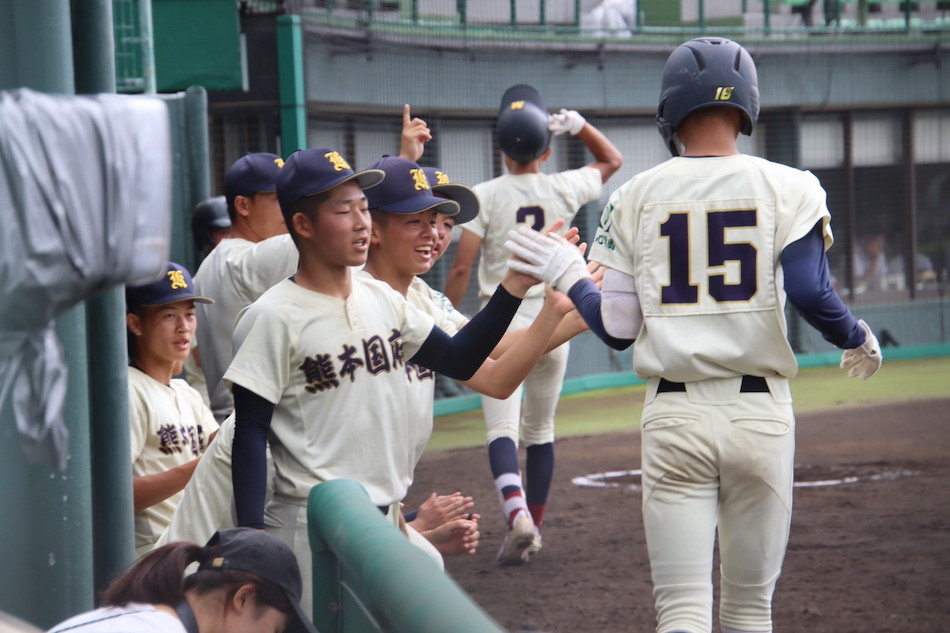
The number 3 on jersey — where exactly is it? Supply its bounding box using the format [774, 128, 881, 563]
[516, 206, 545, 231]
[659, 209, 759, 305]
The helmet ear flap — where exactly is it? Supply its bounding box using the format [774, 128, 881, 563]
[656, 98, 680, 157]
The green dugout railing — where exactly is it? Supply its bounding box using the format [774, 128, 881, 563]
[307, 479, 507, 633]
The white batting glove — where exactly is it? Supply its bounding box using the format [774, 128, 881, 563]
[505, 226, 591, 292]
[839, 319, 883, 380]
[547, 108, 586, 136]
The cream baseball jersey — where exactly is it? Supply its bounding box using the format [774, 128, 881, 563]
[128, 367, 218, 556]
[468, 167, 602, 300]
[354, 271, 465, 470]
[224, 276, 437, 507]
[193, 234, 298, 419]
[590, 154, 832, 382]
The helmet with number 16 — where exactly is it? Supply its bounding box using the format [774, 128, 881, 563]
[656, 37, 759, 156]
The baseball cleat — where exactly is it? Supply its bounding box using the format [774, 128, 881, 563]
[497, 514, 536, 566]
[526, 531, 542, 558]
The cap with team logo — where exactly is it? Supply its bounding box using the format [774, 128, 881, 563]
[125, 262, 213, 311]
[224, 152, 284, 208]
[365, 156, 460, 216]
[277, 148, 385, 217]
[420, 166, 479, 225]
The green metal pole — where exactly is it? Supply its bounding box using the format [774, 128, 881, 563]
[0, 1, 96, 628]
[184, 85, 211, 274]
[699, 0, 705, 31]
[510, 0, 516, 28]
[277, 14, 307, 158]
[70, 0, 137, 599]
[139, 0, 157, 93]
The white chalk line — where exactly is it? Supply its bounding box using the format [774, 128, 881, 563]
[572, 467, 917, 492]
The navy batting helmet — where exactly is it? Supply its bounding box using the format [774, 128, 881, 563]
[192, 195, 230, 251]
[496, 84, 551, 163]
[657, 37, 759, 156]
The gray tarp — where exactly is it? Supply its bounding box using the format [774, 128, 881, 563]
[0, 88, 172, 469]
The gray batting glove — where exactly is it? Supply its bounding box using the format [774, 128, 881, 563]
[839, 319, 882, 380]
[505, 226, 591, 292]
[547, 108, 586, 136]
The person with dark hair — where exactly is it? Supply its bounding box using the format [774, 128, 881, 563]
[47, 528, 317, 633]
[191, 195, 231, 259]
[506, 37, 883, 633]
[227, 146, 545, 613]
[443, 84, 622, 565]
[125, 262, 218, 558]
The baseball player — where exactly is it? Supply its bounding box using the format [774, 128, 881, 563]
[360, 155, 581, 477]
[157, 113, 447, 553]
[226, 147, 545, 613]
[183, 195, 231, 407]
[444, 84, 623, 564]
[505, 37, 883, 633]
[125, 262, 218, 559]
[197, 107, 433, 423]
[193, 153, 294, 423]
[191, 195, 231, 257]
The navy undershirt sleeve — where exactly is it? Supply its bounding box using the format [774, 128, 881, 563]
[231, 384, 275, 529]
[411, 284, 522, 380]
[567, 278, 635, 351]
[781, 222, 866, 349]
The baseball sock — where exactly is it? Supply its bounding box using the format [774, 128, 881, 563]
[489, 437, 529, 529]
[525, 442, 554, 529]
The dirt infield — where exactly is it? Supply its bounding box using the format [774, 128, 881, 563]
[405, 397, 950, 633]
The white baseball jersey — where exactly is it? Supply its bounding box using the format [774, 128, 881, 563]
[406, 275, 468, 332]
[589, 154, 832, 382]
[128, 367, 218, 556]
[355, 271, 465, 469]
[224, 276, 437, 507]
[48, 603, 186, 633]
[153, 413, 238, 549]
[468, 167, 602, 300]
[182, 339, 210, 407]
[193, 234, 298, 419]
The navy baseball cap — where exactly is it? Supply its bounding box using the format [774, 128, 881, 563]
[499, 83, 546, 114]
[421, 166, 479, 225]
[125, 262, 213, 312]
[201, 528, 318, 633]
[365, 156, 460, 216]
[225, 153, 284, 208]
[277, 148, 385, 217]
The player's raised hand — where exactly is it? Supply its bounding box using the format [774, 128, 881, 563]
[399, 104, 431, 162]
[544, 218, 580, 246]
[505, 226, 592, 292]
[548, 108, 586, 136]
[839, 319, 883, 380]
[411, 491, 474, 532]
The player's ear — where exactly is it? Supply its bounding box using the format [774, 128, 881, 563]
[291, 211, 314, 240]
[234, 195, 252, 219]
[370, 220, 384, 245]
[126, 312, 142, 337]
